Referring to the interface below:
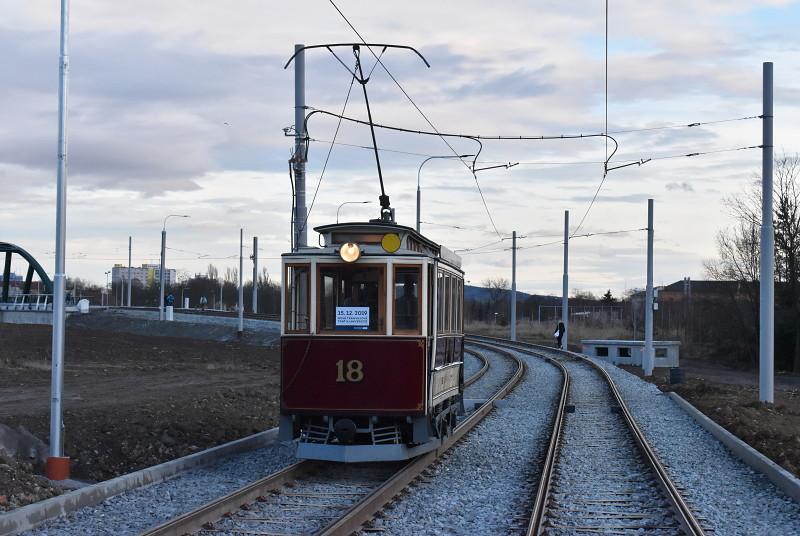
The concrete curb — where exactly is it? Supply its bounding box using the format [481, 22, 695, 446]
[0, 428, 279, 536]
[668, 392, 800, 502]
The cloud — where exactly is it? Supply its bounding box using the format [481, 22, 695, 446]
[665, 181, 695, 192]
[3, 0, 798, 295]
[451, 65, 556, 99]
[569, 193, 653, 204]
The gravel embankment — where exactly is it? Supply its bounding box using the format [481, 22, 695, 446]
[23, 440, 297, 536]
[593, 358, 800, 536]
[364, 345, 561, 535]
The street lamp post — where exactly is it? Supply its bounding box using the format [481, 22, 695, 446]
[416, 155, 474, 233]
[104, 271, 110, 307]
[159, 214, 189, 321]
[336, 201, 371, 224]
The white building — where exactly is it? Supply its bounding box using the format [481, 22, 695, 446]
[111, 263, 176, 287]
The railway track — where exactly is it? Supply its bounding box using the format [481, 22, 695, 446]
[467, 335, 707, 536]
[138, 345, 521, 536]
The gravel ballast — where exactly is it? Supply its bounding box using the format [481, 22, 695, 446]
[462, 344, 517, 400]
[592, 358, 800, 536]
[22, 441, 297, 536]
[545, 361, 680, 535]
[462, 350, 483, 379]
[364, 345, 561, 535]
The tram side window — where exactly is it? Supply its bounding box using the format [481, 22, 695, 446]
[285, 264, 310, 332]
[454, 278, 462, 333]
[449, 273, 455, 333]
[459, 279, 464, 332]
[319, 265, 385, 333]
[450, 275, 457, 333]
[441, 273, 448, 333]
[394, 266, 420, 333]
[437, 270, 444, 332]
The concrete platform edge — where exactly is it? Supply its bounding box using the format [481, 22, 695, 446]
[0, 427, 279, 536]
[667, 391, 800, 502]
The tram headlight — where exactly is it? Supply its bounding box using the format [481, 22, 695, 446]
[339, 242, 361, 263]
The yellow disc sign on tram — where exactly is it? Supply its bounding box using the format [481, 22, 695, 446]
[381, 233, 401, 253]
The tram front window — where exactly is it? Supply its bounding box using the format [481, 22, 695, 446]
[394, 267, 420, 333]
[320, 265, 385, 332]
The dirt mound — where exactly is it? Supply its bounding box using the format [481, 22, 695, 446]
[0, 460, 62, 512]
[0, 323, 281, 507]
[4, 388, 278, 482]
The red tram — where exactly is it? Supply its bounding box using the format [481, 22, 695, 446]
[279, 221, 465, 462]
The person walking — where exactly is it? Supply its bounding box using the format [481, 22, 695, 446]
[554, 321, 565, 350]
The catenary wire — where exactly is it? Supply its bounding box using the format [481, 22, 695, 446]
[308, 137, 761, 167]
[457, 227, 647, 256]
[453, 239, 505, 253]
[420, 221, 499, 234]
[607, 115, 762, 135]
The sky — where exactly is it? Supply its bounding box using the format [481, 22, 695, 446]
[2, 0, 799, 297]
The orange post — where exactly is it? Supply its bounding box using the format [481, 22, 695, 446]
[45, 456, 70, 481]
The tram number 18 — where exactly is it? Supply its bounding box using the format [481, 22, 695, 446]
[335, 360, 364, 383]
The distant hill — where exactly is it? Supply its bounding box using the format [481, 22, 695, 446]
[464, 285, 560, 304]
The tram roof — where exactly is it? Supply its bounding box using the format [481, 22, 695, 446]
[286, 221, 462, 269]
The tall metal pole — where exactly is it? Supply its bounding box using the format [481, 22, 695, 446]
[760, 62, 775, 403]
[293, 44, 307, 251]
[511, 230, 517, 341]
[238, 228, 244, 335]
[47, 0, 70, 481]
[127, 236, 132, 307]
[562, 211, 569, 350]
[416, 186, 421, 233]
[644, 199, 655, 376]
[252, 236, 258, 314]
[159, 229, 166, 320]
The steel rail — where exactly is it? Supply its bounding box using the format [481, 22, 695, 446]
[463, 348, 490, 387]
[138, 345, 521, 536]
[524, 348, 569, 533]
[317, 343, 524, 535]
[466, 334, 706, 536]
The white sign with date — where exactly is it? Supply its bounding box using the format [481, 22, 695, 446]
[335, 307, 370, 330]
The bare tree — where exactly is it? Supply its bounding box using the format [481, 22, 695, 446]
[206, 264, 219, 281]
[706, 153, 800, 371]
[571, 288, 597, 301]
[482, 277, 509, 315]
[774, 155, 800, 371]
[482, 277, 509, 301]
[703, 221, 760, 284]
[224, 267, 238, 285]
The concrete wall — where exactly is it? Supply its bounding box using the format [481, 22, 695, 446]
[0, 310, 53, 325]
[581, 339, 680, 368]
